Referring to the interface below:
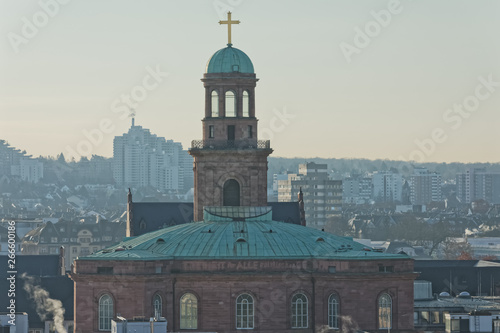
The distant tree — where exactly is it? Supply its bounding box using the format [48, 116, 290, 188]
[442, 239, 473, 260]
[57, 153, 67, 164]
[325, 215, 354, 237]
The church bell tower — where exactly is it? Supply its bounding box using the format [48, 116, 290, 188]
[189, 12, 272, 221]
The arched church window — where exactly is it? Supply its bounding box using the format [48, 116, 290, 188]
[180, 293, 198, 329]
[225, 90, 236, 117]
[236, 293, 254, 329]
[98, 294, 113, 331]
[328, 294, 339, 329]
[153, 294, 162, 320]
[291, 293, 308, 328]
[223, 179, 240, 206]
[378, 293, 392, 329]
[211, 90, 219, 117]
[242, 90, 250, 117]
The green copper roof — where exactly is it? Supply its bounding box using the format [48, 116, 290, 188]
[206, 45, 254, 74]
[81, 213, 408, 261]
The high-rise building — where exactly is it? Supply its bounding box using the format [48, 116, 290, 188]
[409, 168, 442, 205]
[343, 174, 372, 204]
[372, 171, 403, 203]
[0, 140, 44, 183]
[278, 162, 342, 229]
[112, 119, 193, 192]
[457, 168, 500, 204]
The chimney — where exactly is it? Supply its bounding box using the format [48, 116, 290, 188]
[59, 246, 66, 275]
[126, 189, 134, 237]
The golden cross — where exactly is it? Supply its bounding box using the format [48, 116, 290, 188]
[219, 11, 240, 45]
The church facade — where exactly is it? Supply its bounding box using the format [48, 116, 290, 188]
[71, 13, 417, 333]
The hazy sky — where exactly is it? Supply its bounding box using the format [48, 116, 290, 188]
[1, 0, 499, 163]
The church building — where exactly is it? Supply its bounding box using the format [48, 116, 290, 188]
[71, 13, 417, 333]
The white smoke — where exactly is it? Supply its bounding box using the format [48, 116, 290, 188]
[339, 315, 360, 333]
[21, 273, 67, 333]
[317, 315, 360, 333]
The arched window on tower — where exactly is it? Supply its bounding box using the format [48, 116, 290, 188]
[153, 294, 162, 320]
[211, 90, 219, 117]
[223, 179, 240, 206]
[225, 90, 236, 117]
[98, 294, 113, 331]
[242, 90, 250, 117]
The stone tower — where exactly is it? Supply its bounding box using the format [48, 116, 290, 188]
[189, 15, 272, 221]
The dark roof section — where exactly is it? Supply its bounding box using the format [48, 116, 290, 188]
[0, 275, 74, 328]
[130, 202, 302, 236]
[415, 260, 481, 269]
[130, 202, 194, 236]
[414, 260, 500, 296]
[268, 202, 301, 225]
[0, 255, 60, 278]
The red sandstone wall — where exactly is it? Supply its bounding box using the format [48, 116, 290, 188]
[72, 258, 416, 333]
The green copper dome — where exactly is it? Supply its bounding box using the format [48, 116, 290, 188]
[206, 45, 254, 74]
[81, 207, 408, 261]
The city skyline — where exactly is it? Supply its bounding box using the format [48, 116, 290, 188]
[1, 0, 499, 163]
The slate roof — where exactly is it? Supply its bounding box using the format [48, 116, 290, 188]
[130, 201, 302, 236]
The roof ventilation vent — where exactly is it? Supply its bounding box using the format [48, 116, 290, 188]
[236, 237, 247, 243]
[458, 291, 471, 298]
[156, 238, 165, 244]
[439, 292, 451, 298]
[316, 237, 325, 242]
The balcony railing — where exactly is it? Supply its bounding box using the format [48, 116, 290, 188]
[190, 139, 271, 150]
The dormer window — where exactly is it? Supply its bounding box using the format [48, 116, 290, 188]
[225, 90, 236, 117]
